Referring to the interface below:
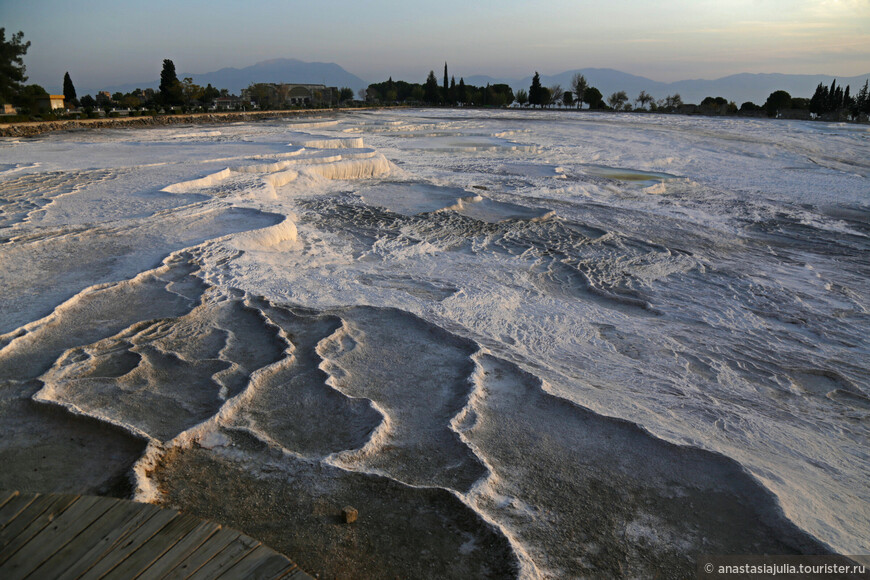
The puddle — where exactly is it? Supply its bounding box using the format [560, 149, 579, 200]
[404, 135, 536, 153]
[583, 165, 677, 184]
[449, 197, 555, 223]
[359, 183, 478, 216]
[497, 163, 567, 179]
[359, 182, 555, 223]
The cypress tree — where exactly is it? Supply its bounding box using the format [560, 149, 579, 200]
[529, 72, 542, 108]
[458, 77, 466, 104]
[159, 59, 182, 106]
[443, 63, 448, 104]
[809, 83, 827, 115]
[63, 71, 76, 104]
[853, 80, 869, 116]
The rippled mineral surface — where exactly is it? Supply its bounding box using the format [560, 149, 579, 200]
[1, 110, 867, 578]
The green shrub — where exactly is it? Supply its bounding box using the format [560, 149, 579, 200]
[0, 114, 31, 123]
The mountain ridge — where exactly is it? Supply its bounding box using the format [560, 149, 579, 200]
[92, 58, 367, 97]
[464, 68, 870, 105]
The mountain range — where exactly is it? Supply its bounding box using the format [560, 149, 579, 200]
[79, 58, 868, 107]
[466, 69, 870, 106]
[96, 58, 367, 97]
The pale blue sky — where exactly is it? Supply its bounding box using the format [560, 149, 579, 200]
[2, 0, 868, 91]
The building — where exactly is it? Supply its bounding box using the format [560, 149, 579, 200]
[36, 95, 66, 112]
[96, 92, 113, 107]
[241, 83, 337, 108]
[214, 96, 243, 110]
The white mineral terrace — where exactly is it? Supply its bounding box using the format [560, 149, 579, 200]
[0, 110, 867, 578]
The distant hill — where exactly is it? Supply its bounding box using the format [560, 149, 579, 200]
[97, 58, 367, 96]
[465, 69, 870, 106]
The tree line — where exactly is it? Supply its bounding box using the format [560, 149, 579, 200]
[0, 30, 357, 119]
[3, 29, 868, 122]
[364, 62, 869, 121]
[809, 79, 870, 118]
[365, 64, 516, 108]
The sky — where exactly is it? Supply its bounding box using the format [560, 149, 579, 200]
[2, 0, 869, 92]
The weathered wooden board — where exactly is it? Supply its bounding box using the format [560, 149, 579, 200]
[0, 492, 311, 580]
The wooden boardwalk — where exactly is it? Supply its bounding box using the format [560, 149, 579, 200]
[0, 491, 313, 580]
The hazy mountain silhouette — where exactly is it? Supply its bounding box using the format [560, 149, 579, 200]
[466, 69, 870, 106]
[91, 60, 868, 106]
[100, 58, 367, 95]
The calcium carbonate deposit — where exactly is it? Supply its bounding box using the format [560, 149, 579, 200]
[1, 110, 867, 578]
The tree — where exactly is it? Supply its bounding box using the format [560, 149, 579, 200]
[63, 72, 76, 106]
[635, 90, 653, 110]
[181, 77, 204, 105]
[658, 93, 683, 112]
[79, 94, 96, 111]
[827, 79, 839, 112]
[515, 88, 528, 107]
[852, 80, 870, 117]
[489, 84, 514, 107]
[159, 59, 183, 106]
[764, 90, 791, 117]
[16, 84, 47, 113]
[571, 73, 587, 109]
[443, 62, 449, 104]
[540, 87, 551, 108]
[529, 72, 542, 108]
[449, 76, 456, 106]
[607, 90, 628, 111]
[584, 86, 603, 109]
[424, 70, 440, 104]
[458, 77, 467, 104]
[121, 94, 141, 110]
[248, 83, 274, 109]
[563, 91, 574, 107]
[548, 84, 563, 107]
[202, 83, 220, 107]
[0, 29, 31, 105]
[338, 87, 354, 103]
[809, 82, 828, 116]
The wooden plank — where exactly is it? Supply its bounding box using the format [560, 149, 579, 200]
[0, 494, 311, 580]
[0, 493, 38, 532]
[0, 491, 20, 510]
[0, 495, 111, 580]
[108, 512, 205, 579]
[0, 494, 59, 542]
[76, 506, 178, 579]
[50, 501, 165, 580]
[183, 532, 260, 580]
[0, 493, 79, 563]
[215, 545, 297, 580]
[131, 520, 220, 580]
[159, 528, 243, 580]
